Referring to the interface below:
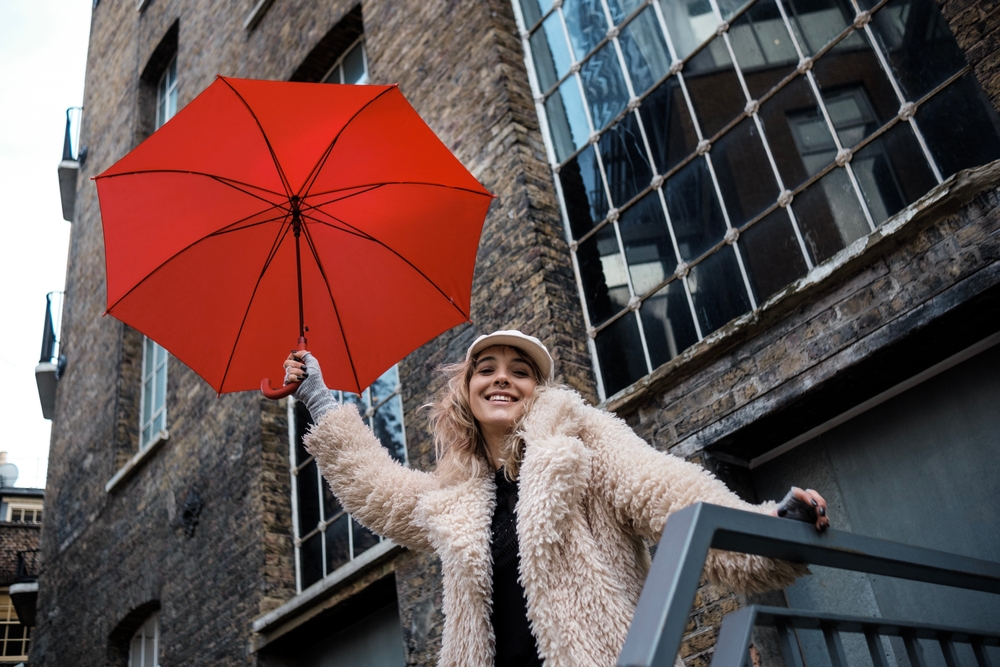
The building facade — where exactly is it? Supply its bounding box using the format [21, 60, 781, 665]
[35, 0, 1000, 665]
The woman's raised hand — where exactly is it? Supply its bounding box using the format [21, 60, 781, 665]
[284, 350, 310, 385]
[773, 487, 830, 532]
[283, 352, 335, 422]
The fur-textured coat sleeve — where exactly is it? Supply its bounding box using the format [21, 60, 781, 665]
[522, 386, 807, 595]
[304, 403, 440, 552]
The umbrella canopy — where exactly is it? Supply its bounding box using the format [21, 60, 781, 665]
[96, 76, 493, 394]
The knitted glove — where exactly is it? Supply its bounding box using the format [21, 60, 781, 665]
[293, 353, 336, 423]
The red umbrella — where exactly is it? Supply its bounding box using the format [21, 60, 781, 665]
[95, 77, 493, 397]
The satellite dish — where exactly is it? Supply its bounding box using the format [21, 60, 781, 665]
[0, 463, 18, 488]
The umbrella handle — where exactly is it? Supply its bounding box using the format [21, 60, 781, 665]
[260, 337, 308, 400]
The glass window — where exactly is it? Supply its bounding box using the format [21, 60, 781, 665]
[0, 592, 29, 661]
[140, 337, 168, 449]
[323, 38, 369, 85]
[289, 364, 407, 592]
[515, 0, 1000, 398]
[155, 56, 177, 130]
[129, 613, 160, 667]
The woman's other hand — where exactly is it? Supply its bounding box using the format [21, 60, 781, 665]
[773, 487, 829, 532]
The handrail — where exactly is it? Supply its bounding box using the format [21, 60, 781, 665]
[617, 502, 1000, 667]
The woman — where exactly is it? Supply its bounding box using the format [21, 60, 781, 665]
[284, 330, 827, 667]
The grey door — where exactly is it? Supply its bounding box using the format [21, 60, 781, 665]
[298, 601, 406, 667]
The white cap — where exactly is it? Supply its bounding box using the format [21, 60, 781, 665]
[466, 330, 554, 381]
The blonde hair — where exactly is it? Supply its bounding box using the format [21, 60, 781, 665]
[428, 345, 548, 483]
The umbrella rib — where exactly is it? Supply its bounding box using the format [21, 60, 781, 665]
[105, 207, 291, 314]
[297, 206, 470, 321]
[299, 223, 363, 393]
[217, 213, 296, 393]
[297, 86, 399, 199]
[207, 209, 293, 237]
[218, 77, 294, 198]
[306, 180, 493, 201]
[301, 183, 386, 209]
[96, 169, 288, 201]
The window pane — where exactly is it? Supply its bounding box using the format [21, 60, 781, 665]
[717, 0, 752, 20]
[739, 208, 808, 302]
[664, 157, 728, 261]
[325, 514, 351, 572]
[560, 145, 609, 238]
[640, 281, 698, 367]
[532, 13, 573, 91]
[867, 0, 968, 102]
[369, 366, 399, 406]
[143, 378, 153, 424]
[710, 117, 778, 227]
[608, 0, 645, 23]
[684, 35, 747, 138]
[300, 533, 323, 589]
[342, 42, 367, 84]
[728, 0, 798, 100]
[811, 38, 900, 145]
[297, 459, 321, 534]
[155, 341, 167, 365]
[759, 75, 833, 189]
[563, 0, 609, 60]
[599, 111, 654, 207]
[595, 313, 647, 395]
[657, 0, 717, 60]
[852, 121, 937, 225]
[687, 246, 751, 334]
[619, 191, 677, 295]
[577, 223, 630, 326]
[792, 167, 869, 264]
[144, 337, 154, 377]
[142, 425, 152, 447]
[618, 7, 670, 96]
[373, 395, 407, 463]
[352, 518, 381, 555]
[638, 76, 699, 174]
[155, 364, 167, 411]
[152, 411, 164, 436]
[916, 73, 1000, 180]
[519, 0, 553, 27]
[546, 78, 590, 162]
[322, 477, 341, 523]
[580, 43, 631, 130]
[293, 401, 313, 467]
[781, 0, 854, 57]
[142, 626, 155, 667]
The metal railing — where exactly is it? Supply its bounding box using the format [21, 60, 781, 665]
[40, 291, 63, 367]
[62, 106, 84, 164]
[618, 503, 1000, 667]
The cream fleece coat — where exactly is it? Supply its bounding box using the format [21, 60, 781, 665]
[304, 386, 804, 667]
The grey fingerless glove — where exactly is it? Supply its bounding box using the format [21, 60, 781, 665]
[294, 353, 336, 423]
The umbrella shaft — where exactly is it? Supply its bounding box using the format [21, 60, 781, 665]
[293, 208, 305, 339]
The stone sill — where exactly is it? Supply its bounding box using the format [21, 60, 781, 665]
[251, 539, 402, 646]
[603, 159, 1000, 417]
[105, 432, 169, 493]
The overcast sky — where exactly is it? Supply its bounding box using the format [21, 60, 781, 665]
[0, 1, 92, 488]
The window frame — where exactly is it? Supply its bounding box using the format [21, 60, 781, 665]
[321, 35, 368, 84]
[512, 0, 997, 400]
[139, 337, 169, 451]
[6, 500, 43, 524]
[155, 55, 178, 130]
[129, 612, 160, 667]
[287, 366, 408, 594]
[0, 590, 30, 661]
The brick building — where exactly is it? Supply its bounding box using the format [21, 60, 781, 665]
[0, 483, 43, 664]
[35, 0, 1000, 665]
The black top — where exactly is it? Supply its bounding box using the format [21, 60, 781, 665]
[490, 468, 543, 667]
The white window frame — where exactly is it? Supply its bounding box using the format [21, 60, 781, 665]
[321, 36, 368, 85]
[6, 499, 43, 524]
[155, 55, 178, 130]
[0, 590, 29, 661]
[129, 612, 160, 667]
[139, 337, 168, 450]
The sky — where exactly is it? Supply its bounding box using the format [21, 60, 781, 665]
[0, 1, 92, 488]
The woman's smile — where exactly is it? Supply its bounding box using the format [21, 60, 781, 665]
[469, 345, 537, 444]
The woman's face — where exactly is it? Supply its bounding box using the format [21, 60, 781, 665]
[468, 345, 537, 436]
